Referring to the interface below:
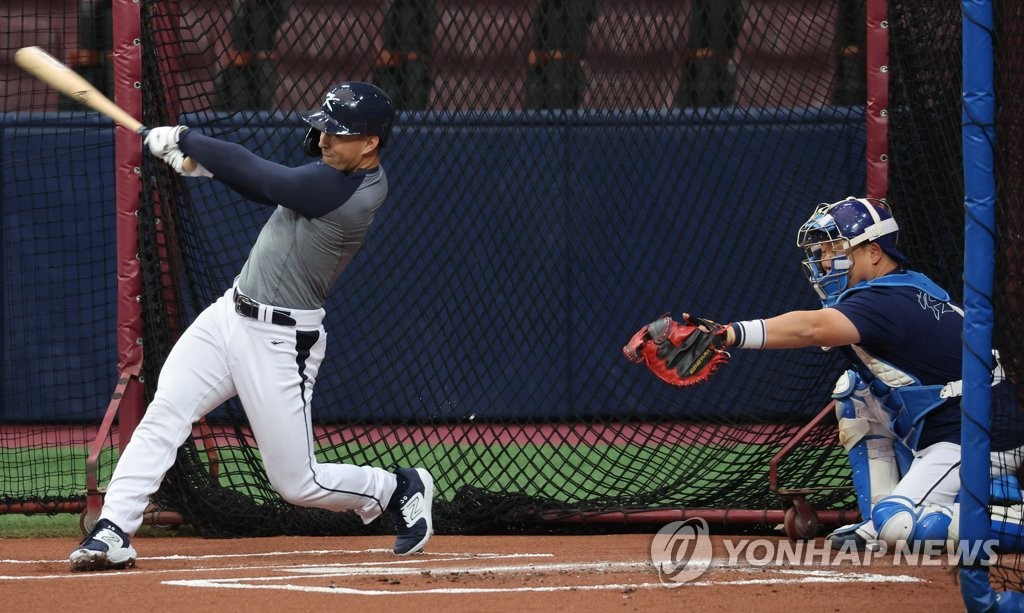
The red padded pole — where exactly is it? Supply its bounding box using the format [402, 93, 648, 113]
[111, 0, 145, 448]
[865, 0, 890, 200]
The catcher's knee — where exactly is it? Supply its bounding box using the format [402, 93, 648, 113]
[871, 495, 955, 548]
[834, 371, 899, 516]
[833, 371, 893, 445]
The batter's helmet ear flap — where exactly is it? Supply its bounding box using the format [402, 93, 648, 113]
[303, 126, 322, 157]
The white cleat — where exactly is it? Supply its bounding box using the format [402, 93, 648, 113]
[69, 519, 138, 571]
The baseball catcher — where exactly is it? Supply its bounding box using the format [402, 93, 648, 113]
[624, 197, 1024, 556]
[623, 314, 731, 386]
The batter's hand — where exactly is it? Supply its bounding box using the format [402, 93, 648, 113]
[161, 149, 213, 178]
[144, 125, 188, 159]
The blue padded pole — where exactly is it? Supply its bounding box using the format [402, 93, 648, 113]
[959, 0, 998, 610]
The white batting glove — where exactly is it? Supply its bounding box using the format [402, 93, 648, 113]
[183, 160, 214, 178]
[162, 150, 214, 178]
[144, 125, 188, 159]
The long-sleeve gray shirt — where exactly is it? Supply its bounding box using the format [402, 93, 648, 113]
[179, 130, 388, 310]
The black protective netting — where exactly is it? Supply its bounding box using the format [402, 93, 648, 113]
[887, 1, 966, 296]
[137, 0, 864, 537]
[3, 1, 879, 533]
[991, 0, 1024, 594]
[888, 0, 1024, 594]
[994, 0, 1024, 418]
[0, 0, 120, 509]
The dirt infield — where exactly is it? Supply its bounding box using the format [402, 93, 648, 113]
[3, 534, 964, 612]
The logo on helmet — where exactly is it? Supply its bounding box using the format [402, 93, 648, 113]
[323, 92, 339, 112]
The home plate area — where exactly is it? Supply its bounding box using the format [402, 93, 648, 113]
[158, 542, 927, 597]
[5, 534, 962, 612]
[164, 552, 664, 595]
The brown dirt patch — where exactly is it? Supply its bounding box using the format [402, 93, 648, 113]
[3, 534, 965, 612]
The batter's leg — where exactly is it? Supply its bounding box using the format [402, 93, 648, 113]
[230, 320, 398, 523]
[71, 294, 240, 571]
[99, 296, 240, 534]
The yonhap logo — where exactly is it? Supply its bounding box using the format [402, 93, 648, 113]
[650, 518, 713, 586]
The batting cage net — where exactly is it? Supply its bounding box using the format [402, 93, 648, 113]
[136, 0, 864, 537]
[0, 0, 122, 512]
[886, 0, 1024, 595]
[5, 1, 882, 534]
[991, 0, 1024, 594]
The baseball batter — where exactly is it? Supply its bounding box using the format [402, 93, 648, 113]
[69, 82, 433, 572]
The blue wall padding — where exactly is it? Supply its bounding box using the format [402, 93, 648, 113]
[2, 109, 863, 423]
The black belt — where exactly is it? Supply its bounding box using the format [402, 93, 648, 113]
[233, 289, 296, 326]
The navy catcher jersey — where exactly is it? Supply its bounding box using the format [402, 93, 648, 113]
[833, 274, 1024, 451]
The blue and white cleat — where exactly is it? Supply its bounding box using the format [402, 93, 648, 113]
[69, 518, 138, 571]
[388, 467, 434, 555]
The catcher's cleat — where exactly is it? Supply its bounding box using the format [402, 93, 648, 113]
[826, 521, 879, 552]
[388, 467, 434, 555]
[69, 519, 138, 571]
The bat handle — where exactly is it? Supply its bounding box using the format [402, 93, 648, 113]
[137, 125, 199, 172]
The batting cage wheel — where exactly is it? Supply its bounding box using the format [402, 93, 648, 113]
[783, 496, 819, 540]
[768, 400, 858, 539]
[78, 509, 95, 535]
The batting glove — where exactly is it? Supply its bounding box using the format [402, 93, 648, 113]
[162, 149, 214, 178]
[144, 125, 188, 159]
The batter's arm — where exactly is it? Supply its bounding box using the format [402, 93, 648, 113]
[179, 131, 361, 216]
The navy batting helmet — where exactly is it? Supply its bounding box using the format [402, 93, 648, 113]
[301, 82, 396, 149]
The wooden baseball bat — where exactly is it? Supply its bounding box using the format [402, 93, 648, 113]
[14, 46, 197, 172]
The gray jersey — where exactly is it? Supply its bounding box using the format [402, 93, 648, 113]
[179, 131, 389, 310]
[238, 169, 387, 309]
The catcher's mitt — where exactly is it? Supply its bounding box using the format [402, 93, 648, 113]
[622, 314, 730, 386]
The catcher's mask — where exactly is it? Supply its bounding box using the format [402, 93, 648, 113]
[301, 81, 396, 156]
[796, 197, 907, 307]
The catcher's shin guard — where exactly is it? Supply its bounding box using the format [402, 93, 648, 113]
[872, 496, 956, 549]
[991, 503, 1024, 552]
[833, 371, 900, 519]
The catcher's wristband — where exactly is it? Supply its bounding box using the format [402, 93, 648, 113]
[731, 320, 766, 350]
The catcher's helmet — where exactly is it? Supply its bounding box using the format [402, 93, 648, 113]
[301, 82, 396, 150]
[796, 197, 907, 306]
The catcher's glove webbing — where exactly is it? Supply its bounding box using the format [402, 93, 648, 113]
[622, 314, 731, 386]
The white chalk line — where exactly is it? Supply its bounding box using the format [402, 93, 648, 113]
[230, 560, 654, 579]
[0, 548, 550, 566]
[0, 550, 552, 581]
[162, 563, 925, 595]
[1, 548, 929, 593]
